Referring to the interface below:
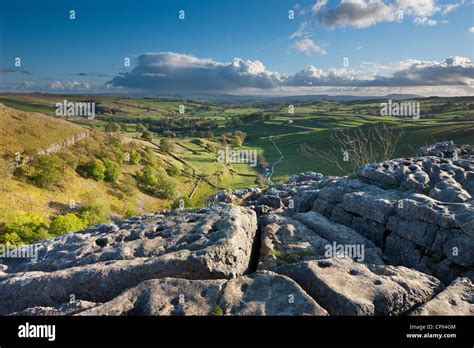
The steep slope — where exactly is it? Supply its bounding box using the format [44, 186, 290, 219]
[0, 103, 86, 158]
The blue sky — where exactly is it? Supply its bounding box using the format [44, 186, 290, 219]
[0, 0, 473, 96]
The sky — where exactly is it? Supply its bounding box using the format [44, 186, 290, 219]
[0, 0, 473, 96]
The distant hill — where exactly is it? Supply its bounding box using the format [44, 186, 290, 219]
[163, 93, 423, 103]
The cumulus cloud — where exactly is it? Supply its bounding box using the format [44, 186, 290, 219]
[108, 52, 474, 92]
[288, 56, 474, 87]
[468, 26, 474, 33]
[292, 38, 327, 55]
[108, 53, 473, 92]
[316, 0, 394, 29]
[109, 52, 285, 92]
[301, 0, 463, 29]
[372, 56, 474, 86]
[287, 66, 357, 86]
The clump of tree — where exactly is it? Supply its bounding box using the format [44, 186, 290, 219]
[102, 159, 120, 182]
[166, 165, 181, 177]
[140, 147, 161, 167]
[136, 123, 148, 133]
[77, 159, 106, 181]
[229, 112, 270, 125]
[300, 123, 405, 174]
[105, 122, 121, 133]
[129, 149, 141, 165]
[0, 202, 111, 246]
[28, 155, 64, 189]
[138, 166, 178, 200]
[219, 131, 247, 146]
[77, 155, 121, 183]
[49, 213, 85, 235]
[141, 130, 154, 141]
[79, 203, 109, 226]
[159, 139, 175, 153]
[1, 212, 50, 245]
[99, 115, 219, 136]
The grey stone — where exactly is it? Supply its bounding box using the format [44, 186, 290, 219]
[79, 278, 226, 316]
[410, 274, 474, 315]
[218, 271, 328, 315]
[342, 190, 397, 224]
[279, 258, 443, 316]
[0, 205, 257, 315]
[258, 214, 330, 270]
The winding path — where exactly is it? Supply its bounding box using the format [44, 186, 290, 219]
[267, 135, 284, 182]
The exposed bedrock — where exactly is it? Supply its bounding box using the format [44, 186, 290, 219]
[1, 142, 472, 316]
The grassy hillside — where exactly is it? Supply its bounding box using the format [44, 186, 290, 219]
[1, 93, 473, 245]
[0, 103, 85, 157]
[0, 101, 261, 246]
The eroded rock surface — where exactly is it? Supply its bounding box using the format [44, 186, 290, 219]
[279, 257, 443, 315]
[0, 205, 257, 315]
[0, 142, 472, 316]
[410, 273, 474, 315]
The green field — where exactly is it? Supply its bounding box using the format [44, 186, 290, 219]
[1, 92, 473, 246]
[2, 92, 473, 183]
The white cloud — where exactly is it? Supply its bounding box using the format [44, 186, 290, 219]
[312, 0, 328, 13]
[396, 0, 439, 17]
[307, 0, 462, 29]
[108, 52, 474, 92]
[468, 26, 474, 33]
[109, 52, 285, 92]
[316, 0, 394, 29]
[49, 81, 63, 89]
[292, 38, 327, 55]
[287, 66, 357, 86]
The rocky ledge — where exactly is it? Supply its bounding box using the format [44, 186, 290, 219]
[0, 141, 473, 316]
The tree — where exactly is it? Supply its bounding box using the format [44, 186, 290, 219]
[105, 122, 121, 133]
[300, 123, 405, 174]
[118, 123, 128, 132]
[0, 232, 22, 246]
[49, 213, 85, 235]
[80, 204, 109, 227]
[139, 165, 158, 186]
[29, 155, 63, 189]
[155, 174, 178, 200]
[234, 131, 247, 143]
[79, 159, 106, 181]
[166, 165, 181, 177]
[103, 159, 120, 182]
[159, 139, 174, 153]
[130, 149, 141, 165]
[141, 130, 153, 141]
[232, 135, 243, 147]
[3, 212, 50, 244]
[136, 123, 148, 132]
[141, 148, 159, 168]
